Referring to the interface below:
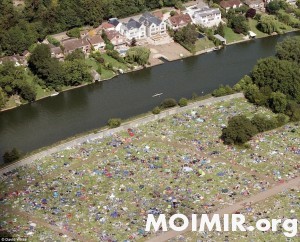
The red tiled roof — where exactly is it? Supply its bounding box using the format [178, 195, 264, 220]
[220, 0, 242, 8]
[152, 11, 163, 20]
[169, 13, 192, 27]
[100, 22, 115, 29]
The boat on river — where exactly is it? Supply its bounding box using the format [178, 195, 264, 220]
[152, 93, 163, 97]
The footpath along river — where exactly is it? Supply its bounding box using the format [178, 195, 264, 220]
[0, 31, 299, 163]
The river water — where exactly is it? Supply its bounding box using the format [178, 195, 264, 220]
[0, 32, 299, 163]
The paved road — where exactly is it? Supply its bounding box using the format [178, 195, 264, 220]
[146, 177, 300, 242]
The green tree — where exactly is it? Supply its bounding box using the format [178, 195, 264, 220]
[178, 97, 188, 107]
[65, 49, 85, 61]
[215, 23, 225, 37]
[108, 118, 121, 128]
[0, 87, 7, 108]
[251, 114, 278, 132]
[257, 15, 285, 34]
[3, 148, 22, 163]
[161, 98, 177, 108]
[63, 60, 92, 86]
[227, 14, 249, 34]
[152, 106, 161, 114]
[221, 115, 258, 145]
[266, 0, 283, 14]
[17, 81, 37, 102]
[276, 36, 300, 64]
[268, 91, 287, 113]
[174, 24, 198, 51]
[251, 57, 300, 102]
[125, 47, 150, 66]
[285, 101, 300, 121]
[29, 44, 64, 88]
[66, 28, 81, 38]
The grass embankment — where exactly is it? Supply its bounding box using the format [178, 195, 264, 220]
[195, 37, 215, 52]
[248, 19, 269, 38]
[223, 26, 244, 43]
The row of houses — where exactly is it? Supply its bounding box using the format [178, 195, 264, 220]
[49, 12, 169, 59]
[218, 0, 296, 12]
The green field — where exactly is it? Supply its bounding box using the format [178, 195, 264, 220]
[195, 37, 215, 52]
[224, 26, 244, 43]
[248, 19, 269, 38]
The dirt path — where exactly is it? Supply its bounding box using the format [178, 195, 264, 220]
[146, 176, 300, 242]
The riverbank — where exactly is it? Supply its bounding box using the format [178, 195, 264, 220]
[1, 93, 299, 241]
[0, 29, 299, 113]
[0, 93, 243, 177]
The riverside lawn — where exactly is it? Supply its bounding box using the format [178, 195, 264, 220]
[1, 97, 299, 241]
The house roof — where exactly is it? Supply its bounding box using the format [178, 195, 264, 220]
[244, 0, 263, 5]
[152, 11, 163, 20]
[108, 18, 120, 27]
[124, 18, 142, 30]
[106, 30, 122, 41]
[0, 55, 27, 65]
[213, 34, 226, 42]
[22, 50, 30, 56]
[62, 38, 90, 52]
[220, 0, 242, 8]
[193, 8, 221, 18]
[139, 12, 162, 26]
[100, 22, 115, 29]
[88, 35, 104, 45]
[50, 46, 63, 55]
[169, 13, 192, 27]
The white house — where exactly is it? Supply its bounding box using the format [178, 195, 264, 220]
[139, 12, 167, 37]
[120, 18, 146, 40]
[186, 4, 222, 28]
[108, 18, 122, 32]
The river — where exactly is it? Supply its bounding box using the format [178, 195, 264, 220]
[0, 32, 299, 163]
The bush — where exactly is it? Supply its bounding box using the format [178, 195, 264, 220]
[275, 113, 290, 126]
[212, 85, 234, 97]
[47, 36, 60, 47]
[161, 98, 177, 108]
[251, 114, 278, 132]
[108, 118, 121, 128]
[107, 50, 125, 63]
[178, 98, 188, 107]
[152, 106, 161, 114]
[125, 47, 150, 66]
[105, 42, 114, 51]
[3, 148, 22, 163]
[285, 101, 300, 121]
[246, 8, 256, 18]
[221, 115, 258, 145]
[66, 28, 81, 38]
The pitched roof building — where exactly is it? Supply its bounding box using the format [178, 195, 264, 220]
[120, 18, 146, 40]
[139, 12, 167, 37]
[219, 0, 243, 11]
[168, 13, 192, 29]
[62, 38, 90, 54]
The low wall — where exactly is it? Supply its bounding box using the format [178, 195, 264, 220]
[0, 93, 243, 179]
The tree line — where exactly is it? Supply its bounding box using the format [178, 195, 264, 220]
[220, 36, 300, 145]
[0, 0, 189, 55]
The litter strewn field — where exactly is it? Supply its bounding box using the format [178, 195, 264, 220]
[1, 97, 299, 241]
